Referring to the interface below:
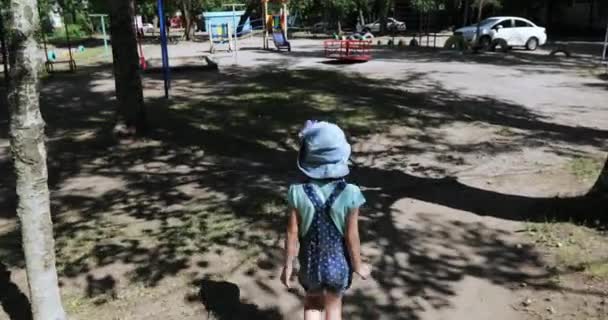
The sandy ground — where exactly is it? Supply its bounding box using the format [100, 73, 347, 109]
[1, 38, 607, 320]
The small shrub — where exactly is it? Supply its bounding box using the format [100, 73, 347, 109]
[52, 24, 87, 39]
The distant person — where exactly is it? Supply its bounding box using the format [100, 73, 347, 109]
[281, 121, 371, 320]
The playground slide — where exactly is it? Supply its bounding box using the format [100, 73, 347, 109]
[272, 29, 291, 52]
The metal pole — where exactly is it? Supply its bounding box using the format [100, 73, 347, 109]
[283, 2, 288, 37]
[63, 10, 75, 71]
[232, 5, 238, 63]
[37, 5, 52, 73]
[158, 0, 170, 98]
[100, 15, 109, 57]
[263, 0, 268, 49]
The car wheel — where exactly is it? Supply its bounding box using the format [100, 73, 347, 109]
[478, 36, 491, 50]
[362, 27, 371, 33]
[490, 39, 509, 53]
[526, 37, 539, 51]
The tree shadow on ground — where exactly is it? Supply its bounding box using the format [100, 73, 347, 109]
[0, 262, 32, 320]
[190, 279, 282, 320]
[0, 63, 606, 318]
[256, 43, 602, 72]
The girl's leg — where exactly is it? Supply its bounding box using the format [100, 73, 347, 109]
[323, 291, 343, 320]
[304, 293, 323, 320]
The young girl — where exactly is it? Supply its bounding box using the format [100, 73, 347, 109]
[281, 121, 371, 320]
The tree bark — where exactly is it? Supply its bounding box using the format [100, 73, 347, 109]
[378, 0, 389, 34]
[475, 0, 485, 46]
[588, 0, 595, 32]
[463, 0, 470, 26]
[108, 0, 146, 134]
[180, 0, 193, 41]
[237, 1, 257, 35]
[7, 1, 67, 320]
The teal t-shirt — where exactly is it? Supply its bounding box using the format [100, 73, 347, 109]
[287, 180, 366, 237]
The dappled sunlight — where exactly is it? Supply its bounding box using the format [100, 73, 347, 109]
[0, 56, 607, 318]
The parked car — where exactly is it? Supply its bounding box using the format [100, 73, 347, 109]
[363, 18, 406, 33]
[142, 23, 155, 34]
[312, 22, 329, 33]
[454, 16, 547, 51]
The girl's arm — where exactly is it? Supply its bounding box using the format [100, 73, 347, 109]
[281, 209, 299, 288]
[346, 208, 370, 279]
[284, 209, 299, 266]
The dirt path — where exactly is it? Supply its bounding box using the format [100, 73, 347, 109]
[1, 39, 607, 320]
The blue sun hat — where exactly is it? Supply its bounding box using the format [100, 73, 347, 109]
[297, 121, 351, 179]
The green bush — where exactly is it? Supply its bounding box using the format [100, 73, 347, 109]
[51, 24, 87, 40]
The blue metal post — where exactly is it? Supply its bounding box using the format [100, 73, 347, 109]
[158, 0, 170, 98]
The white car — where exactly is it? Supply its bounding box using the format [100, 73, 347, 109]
[312, 22, 329, 33]
[363, 18, 406, 33]
[142, 23, 155, 34]
[454, 16, 547, 51]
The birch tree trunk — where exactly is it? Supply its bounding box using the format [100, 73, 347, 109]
[7, 1, 67, 319]
[108, 0, 146, 135]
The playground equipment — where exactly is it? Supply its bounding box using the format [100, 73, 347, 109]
[155, 0, 218, 99]
[208, 23, 235, 53]
[262, 0, 291, 51]
[89, 14, 110, 58]
[324, 40, 372, 62]
[340, 31, 374, 41]
[157, 0, 171, 98]
[203, 10, 245, 54]
[40, 6, 76, 73]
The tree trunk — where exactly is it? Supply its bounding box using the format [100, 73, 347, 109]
[237, 0, 258, 35]
[475, 0, 485, 46]
[7, 1, 67, 320]
[378, 0, 389, 34]
[108, 0, 146, 135]
[180, 0, 193, 41]
[463, 0, 470, 26]
[588, 0, 595, 32]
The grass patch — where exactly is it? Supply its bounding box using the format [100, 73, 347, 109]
[495, 127, 516, 136]
[527, 221, 608, 280]
[568, 157, 602, 182]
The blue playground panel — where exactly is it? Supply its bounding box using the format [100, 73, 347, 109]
[202, 11, 251, 36]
